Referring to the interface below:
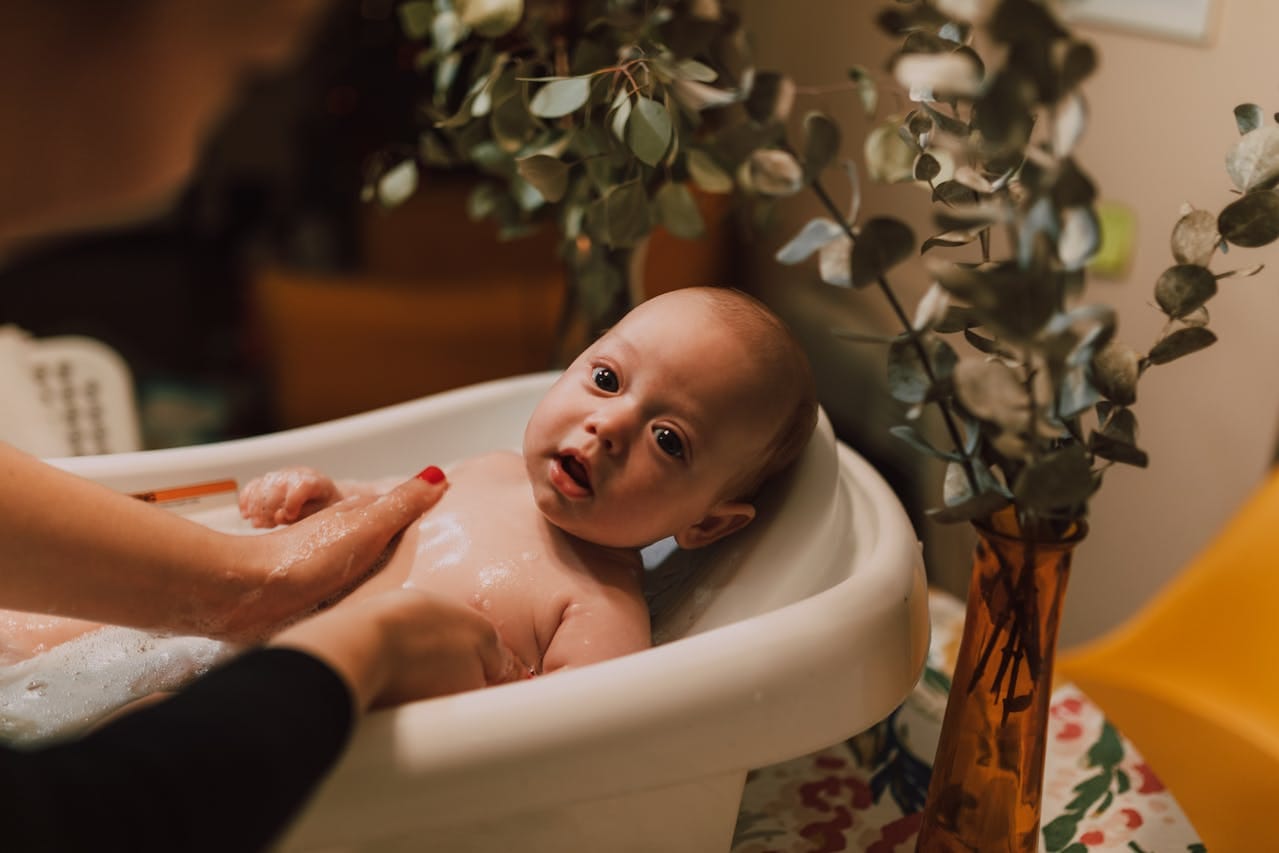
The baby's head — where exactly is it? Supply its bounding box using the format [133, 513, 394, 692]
[523, 286, 818, 550]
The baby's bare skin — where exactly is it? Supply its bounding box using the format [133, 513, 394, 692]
[331, 452, 651, 677]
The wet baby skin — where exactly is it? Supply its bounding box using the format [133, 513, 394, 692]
[335, 452, 653, 678]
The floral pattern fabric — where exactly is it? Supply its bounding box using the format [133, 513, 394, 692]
[733, 590, 1204, 853]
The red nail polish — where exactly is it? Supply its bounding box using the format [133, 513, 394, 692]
[416, 465, 446, 484]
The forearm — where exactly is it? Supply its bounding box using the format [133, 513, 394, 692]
[0, 445, 258, 631]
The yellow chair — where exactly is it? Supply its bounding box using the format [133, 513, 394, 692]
[1059, 468, 1279, 850]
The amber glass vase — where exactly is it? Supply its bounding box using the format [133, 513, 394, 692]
[916, 516, 1086, 852]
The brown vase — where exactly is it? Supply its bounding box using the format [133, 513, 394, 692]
[915, 515, 1086, 852]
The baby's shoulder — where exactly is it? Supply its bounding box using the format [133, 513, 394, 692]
[449, 449, 524, 480]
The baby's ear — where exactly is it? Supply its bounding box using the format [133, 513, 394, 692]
[674, 501, 756, 550]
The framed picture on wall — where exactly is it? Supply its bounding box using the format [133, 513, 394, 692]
[1062, 0, 1218, 44]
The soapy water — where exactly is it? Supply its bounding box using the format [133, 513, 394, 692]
[0, 503, 261, 746]
[0, 627, 237, 743]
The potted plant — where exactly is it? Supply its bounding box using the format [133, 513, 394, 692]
[747, 1, 1269, 849]
[370, 0, 752, 358]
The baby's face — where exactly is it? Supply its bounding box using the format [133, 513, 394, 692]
[522, 293, 782, 549]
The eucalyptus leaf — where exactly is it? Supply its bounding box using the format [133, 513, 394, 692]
[1053, 93, 1087, 158]
[591, 181, 652, 248]
[626, 97, 673, 167]
[491, 92, 537, 152]
[963, 328, 1014, 358]
[865, 119, 918, 183]
[851, 218, 916, 288]
[1170, 208, 1220, 266]
[1057, 366, 1102, 418]
[655, 182, 704, 239]
[670, 79, 739, 111]
[1235, 103, 1265, 135]
[818, 236, 853, 287]
[515, 154, 569, 203]
[1147, 326, 1217, 365]
[893, 51, 982, 99]
[922, 229, 982, 253]
[1059, 206, 1100, 271]
[915, 153, 942, 182]
[951, 165, 996, 194]
[929, 460, 1010, 524]
[744, 149, 804, 196]
[930, 260, 1058, 341]
[935, 304, 983, 334]
[887, 334, 957, 404]
[1218, 190, 1279, 248]
[1089, 340, 1140, 406]
[675, 59, 718, 82]
[1154, 264, 1217, 318]
[529, 76, 592, 119]
[610, 93, 633, 142]
[802, 112, 841, 180]
[376, 160, 419, 207]
[456, 0, 524, 38]
[952, 358, 1028, 431]
[1089, 407, 1148, 468]
[1225, 126, 1279, 192]
[687, 149, 734, 193]
[775, 217, 844, 265]
[1012, 445, 1095, 512]
[913, 283, 950, 332]
[1060, 40, 1098, 93]
[1089, 431, 1149, 468]
[922, 103, 970, 139]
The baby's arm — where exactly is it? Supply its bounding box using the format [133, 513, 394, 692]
[540, 581, 652, 674]
[239, 466, 387, 529]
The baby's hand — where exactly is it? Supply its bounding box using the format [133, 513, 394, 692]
[239, 466, 341, 528]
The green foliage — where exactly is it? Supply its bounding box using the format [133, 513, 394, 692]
[373, 0, 1267, 533]
[762, 0, 1270, 532]
[376, 0, 754, 339]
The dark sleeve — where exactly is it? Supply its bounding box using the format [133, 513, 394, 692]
[1, 647, 354, 853]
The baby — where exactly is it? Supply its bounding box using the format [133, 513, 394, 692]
[0, 286, 816, 738]
[239, 286, 818, 677]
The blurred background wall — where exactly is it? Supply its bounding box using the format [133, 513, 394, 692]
[739, 0, 1279, 646]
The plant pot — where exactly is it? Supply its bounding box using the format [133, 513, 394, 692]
[915, 515, 1086, 852]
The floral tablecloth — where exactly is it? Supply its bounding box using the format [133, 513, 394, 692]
[733, 590, 1205, 853]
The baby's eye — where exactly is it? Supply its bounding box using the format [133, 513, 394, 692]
[592, 366, 619, 392]
[653, 427, 684, 458]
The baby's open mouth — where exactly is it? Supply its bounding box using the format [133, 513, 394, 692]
[559, 454, 592, 492]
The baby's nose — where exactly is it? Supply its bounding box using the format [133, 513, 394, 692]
[585, 403, 638, 453]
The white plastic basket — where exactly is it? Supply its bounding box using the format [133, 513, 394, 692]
[0, 327, 141, 456]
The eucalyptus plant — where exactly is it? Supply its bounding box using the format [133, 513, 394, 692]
[767, 0, 1272, 539]
[373, 0, 754, 344]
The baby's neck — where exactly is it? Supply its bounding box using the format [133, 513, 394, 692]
[538, 515, 643, 573]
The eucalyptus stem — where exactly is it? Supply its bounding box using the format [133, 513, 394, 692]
[808, 175, 980, 493]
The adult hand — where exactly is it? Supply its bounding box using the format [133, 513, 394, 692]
[221, 468, 450, 639]
[270, 587, 516, 712]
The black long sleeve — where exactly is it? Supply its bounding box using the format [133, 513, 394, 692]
[2, 647, 354, 853]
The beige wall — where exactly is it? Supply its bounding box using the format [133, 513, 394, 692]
[741, 0, 1279, 646]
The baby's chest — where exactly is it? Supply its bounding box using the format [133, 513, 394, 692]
[391, 493, 576, 655]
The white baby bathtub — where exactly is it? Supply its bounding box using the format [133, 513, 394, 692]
[55, 371, 929, 853]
